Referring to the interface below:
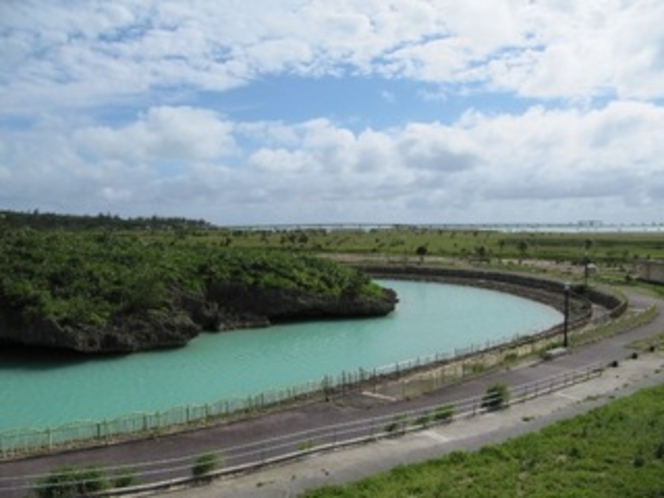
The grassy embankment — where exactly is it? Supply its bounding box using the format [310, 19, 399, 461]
[303, 382, 664, 498]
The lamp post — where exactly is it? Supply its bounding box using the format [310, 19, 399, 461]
[563, 283, 571, 349]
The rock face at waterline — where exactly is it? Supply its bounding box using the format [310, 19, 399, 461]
[0, 283, 397, 353]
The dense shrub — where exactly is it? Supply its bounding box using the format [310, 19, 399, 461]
[191, 453, 220, 482]
[0, 229, 383, 334]
[433, 404, 455, 422]
[34, 466, 108, 498]
[481, 383, 510, 411]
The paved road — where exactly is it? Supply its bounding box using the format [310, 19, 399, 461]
[1, 289, 662, 497]
[165, 354, 664, 498]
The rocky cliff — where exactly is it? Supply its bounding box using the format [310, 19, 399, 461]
[0, 282, 397, 354]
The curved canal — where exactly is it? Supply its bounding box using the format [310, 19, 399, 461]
[0, 280, 562, 430]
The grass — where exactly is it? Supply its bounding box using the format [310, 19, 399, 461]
[191, 453, 221, 482]
[572, 305, 660, 348]
[631, 331, 664, 353]
[153, 226, 664, 265]
[303, 383, 664, 498]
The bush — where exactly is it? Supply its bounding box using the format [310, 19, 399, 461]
[113, 467, 139, 488]
[655, 443, 664, 460]
[192, 453, 220, 482]
[413, 413, 432, 427]
[385, 415, 408, 435]
[433, 404, 455, 422]
[35, 466, 108, 498]
[481, 383, 510, 411]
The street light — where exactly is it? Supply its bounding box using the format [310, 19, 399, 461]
[563, 282, 571, 349]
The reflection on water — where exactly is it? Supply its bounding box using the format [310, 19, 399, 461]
[0, 280, 561, 429]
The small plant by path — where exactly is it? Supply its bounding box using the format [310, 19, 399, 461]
[192, 453, 221, 484]
[481, 383, 510, 411]
[34, 466, 109, 498]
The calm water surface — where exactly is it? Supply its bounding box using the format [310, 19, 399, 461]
[0, 280, 561, 430]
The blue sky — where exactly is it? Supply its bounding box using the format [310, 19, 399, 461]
[1, 1, 664, 225]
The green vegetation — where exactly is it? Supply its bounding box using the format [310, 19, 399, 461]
[0, 228, 384, 348]
[112, 467, 139, 488]
[4, 211, 663, 265]
[481, 383, 510, 411]
[0, 209, 211, 231]
[132, 226, 664, 266]
[34, 466, 109, 497]
[385, 415, 409, 435]
[191, 453, 221, 482]
[33, 465, 139, 497]
[304, 383, 664, 498]
[432, 403, 455, 422]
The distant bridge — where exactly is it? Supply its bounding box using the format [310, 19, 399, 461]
[215, 222, 664, 233]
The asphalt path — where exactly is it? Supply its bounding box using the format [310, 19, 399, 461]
[1, 289, 662, 498]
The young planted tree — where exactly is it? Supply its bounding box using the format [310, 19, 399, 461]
[481, 383, 510, 411]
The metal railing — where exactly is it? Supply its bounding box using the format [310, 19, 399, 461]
[0, 325, 561, 459]
[0, 362, 604, 497]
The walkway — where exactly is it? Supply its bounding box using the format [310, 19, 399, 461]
[1, 289, 662, 498]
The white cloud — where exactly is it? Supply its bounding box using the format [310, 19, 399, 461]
[2, 98, 664, 222]
[1, 1, 664, 224]
[3, 0, 663, 114]
[74, 106, 236, 162]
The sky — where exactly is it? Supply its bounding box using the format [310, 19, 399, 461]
[1, 1, 664, 226]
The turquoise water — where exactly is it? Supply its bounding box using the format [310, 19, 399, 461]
[0, 280, 561, 430]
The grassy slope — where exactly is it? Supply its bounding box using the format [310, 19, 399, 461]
[304, 383, 664, 498]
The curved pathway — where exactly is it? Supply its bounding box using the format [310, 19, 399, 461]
[162, 288, 664, 498]
[1, 289, 663, 498]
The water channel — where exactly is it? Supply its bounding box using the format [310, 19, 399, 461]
[0, 280, 562, 431]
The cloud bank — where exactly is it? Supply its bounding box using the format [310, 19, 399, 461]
[1, 1, 663, 224]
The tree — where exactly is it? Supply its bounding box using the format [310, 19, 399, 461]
[475, 245, 489, 261]
[517, 240, 529, 263]
[582, 238, 594, 287]
[415, 245, 428, 264]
